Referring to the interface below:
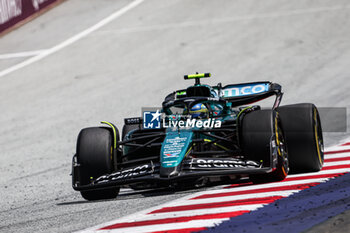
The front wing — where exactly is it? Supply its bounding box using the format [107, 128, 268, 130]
[72, 157, 274, 191]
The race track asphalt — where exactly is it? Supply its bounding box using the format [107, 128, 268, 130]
[0, 0, 350, 232]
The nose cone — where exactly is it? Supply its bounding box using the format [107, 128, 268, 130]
[160, 130, 193, 177]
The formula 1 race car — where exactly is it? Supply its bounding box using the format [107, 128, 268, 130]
[71, 73, 324, 200]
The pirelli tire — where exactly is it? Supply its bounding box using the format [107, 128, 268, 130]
[278, 103, 324, 173]
[77, 127, 120, 200]
[241, 109, 289, 183]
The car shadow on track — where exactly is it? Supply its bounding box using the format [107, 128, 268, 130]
[56, 178, 249, 205]
[56, 187, 204, 205]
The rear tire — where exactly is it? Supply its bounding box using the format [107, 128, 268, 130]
[241, 109, 288, 183]
[77, 127, 120, 200]
[278, 103, 324, 173]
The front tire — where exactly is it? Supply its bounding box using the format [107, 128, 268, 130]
[241, 109, 288, 183]
[77, 127, 120, 200]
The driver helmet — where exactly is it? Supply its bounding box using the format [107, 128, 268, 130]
[189, 103, 209, 118]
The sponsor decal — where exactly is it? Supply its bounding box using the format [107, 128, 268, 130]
[163, 160, 178, 164]
[95, 164, 152, 183]
[163, 136, 187, 158]
[223, 83, 269, 97]
[192, 158, 261, 168]
[124, 117, 142, 125]
[161, 131, 193, 168]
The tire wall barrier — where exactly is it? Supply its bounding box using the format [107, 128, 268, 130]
[0, 0, 62, 34]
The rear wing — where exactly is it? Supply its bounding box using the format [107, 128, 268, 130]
[213, 81, 283, 108]
[165, 81, 283, 108]
[215, 81, 280, 97]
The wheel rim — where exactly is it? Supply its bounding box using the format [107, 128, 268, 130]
[275, 116, 289, 176]
[314, 108, 324, 166]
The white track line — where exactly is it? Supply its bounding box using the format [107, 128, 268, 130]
[142, 204, 264, 220]
[324, 160, 350, 166]
[0, 50, 48, 59]
[325, 149, 350, 154]
[183, 178, 330, 197]
[324, 153, 350, 159]
[0, 0, 144, 78]
[95, 5, 350, 35]
[287, 169, 350, 177]
[169, 190, 310, 207]
[325, 145, 350, 151]
[94, 219, 226, 233]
